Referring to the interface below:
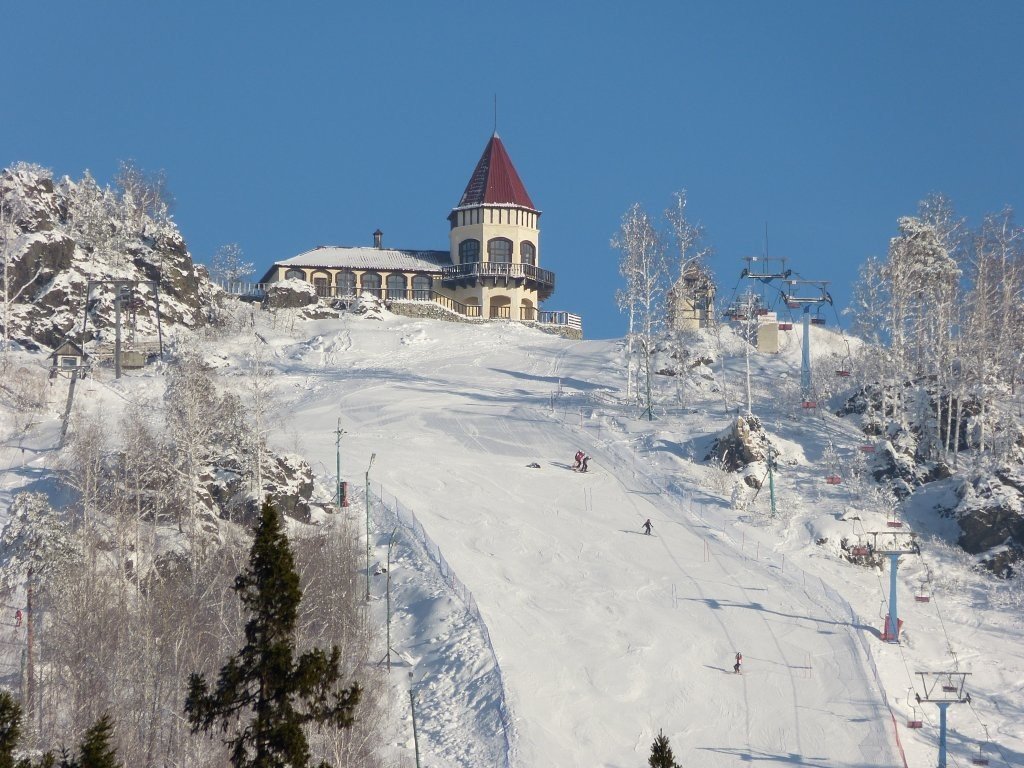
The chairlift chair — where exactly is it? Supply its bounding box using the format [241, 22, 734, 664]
[859, 444, 876, 453]
[914, 579, 931, 603]
[835, 369, 852, 377]
[906, 705, 923, 729]
[850, 544, 870, 557]
[802, 400, 818, 409]
[779, 322, 793, 331]
[787, 300, 801, 309]
[810, 316, 826, 326]
[825, 475, 842, 485]
[887, 518, 904, 528]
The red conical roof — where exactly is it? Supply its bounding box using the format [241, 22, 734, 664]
[457, 133, 536, 210]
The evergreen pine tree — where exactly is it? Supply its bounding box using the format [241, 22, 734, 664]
[74, 715, 119, 768]
[648, 728, 681, 768]
[0, 691, 22, 768]
[185, 500, 361, 768]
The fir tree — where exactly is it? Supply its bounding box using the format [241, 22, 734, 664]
[185, 500, 361, 768]
[0, 691, 22, 768]
[648, 728, 681, 768]
[73, 715, 119, 768]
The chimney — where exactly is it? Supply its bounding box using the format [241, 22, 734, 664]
[373, 229, 383, 249]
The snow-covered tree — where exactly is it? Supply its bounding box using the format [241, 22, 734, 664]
[0, 493, 79, 724]
[210, 243, 255, 285]
[613, 203, 667, 418]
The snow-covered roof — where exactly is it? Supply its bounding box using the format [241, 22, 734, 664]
[267, 246, 453, 278]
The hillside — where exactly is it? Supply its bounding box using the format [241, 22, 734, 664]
[4, 305, 1018, 766]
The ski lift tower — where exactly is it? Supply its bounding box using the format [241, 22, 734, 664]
[781, 279, 831, 399]
[915, 672, 972, 768]
[867, 529, 920, 643]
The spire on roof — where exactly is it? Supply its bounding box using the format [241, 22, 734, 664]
[457, 134, 535, 210]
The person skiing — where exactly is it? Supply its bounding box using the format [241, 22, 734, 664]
[572, 450, 584, 471]
[734, 652, 742, 673]
[14, 609, 22, 628]
[642, 518, 653, 535]
[581, 454, 590, 473]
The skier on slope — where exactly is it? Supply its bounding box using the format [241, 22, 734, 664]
[581, 454, 590, 473]
[14, 609, 22, 628]
[642, 519, 653, 535]
[734, 652, 742, 673]
[572, 450, 584, 471]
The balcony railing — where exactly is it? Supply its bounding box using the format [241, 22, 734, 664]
[441, 261, 555, 289]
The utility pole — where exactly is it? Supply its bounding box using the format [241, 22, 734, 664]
[867, 530, 920, 642]
[915, 672, 972, 768]
[378, 526, 399, 671]
[767, 446, 777, 518]
[800, 305, 811, 398]
[365, 452, 376, 601]
[409, 683, 422, 768]
[334, 419, 346, 507]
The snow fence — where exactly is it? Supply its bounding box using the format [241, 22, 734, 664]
[369, 485, 515, 768]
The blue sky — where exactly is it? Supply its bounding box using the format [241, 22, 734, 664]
[5, 2, 1022, 340]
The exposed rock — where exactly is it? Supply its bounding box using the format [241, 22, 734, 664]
[945, 471, 1024, 577]
[263, 278, 318, 309]
[705, 414, 771, 471]
[1, 165, 210, 351]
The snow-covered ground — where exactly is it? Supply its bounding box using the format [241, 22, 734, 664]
[2, 310, 1022, 767]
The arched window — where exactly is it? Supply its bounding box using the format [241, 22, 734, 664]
[459, 239, 480, 265]
[360, 272, 381, 297]
[285, 268, 305, 281]
[386, 273, 407, 300]
[488, 238, 512, 264]
[412, 275, 432, 300]
[336, 271, 356, 297]
[520, 241, 536, 267]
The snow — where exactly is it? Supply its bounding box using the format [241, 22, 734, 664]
[2, 310, 1022, 767]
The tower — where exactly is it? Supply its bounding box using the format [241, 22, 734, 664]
[444, 133, 554, 321]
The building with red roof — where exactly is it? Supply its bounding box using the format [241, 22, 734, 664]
[258, 133, 580, 336]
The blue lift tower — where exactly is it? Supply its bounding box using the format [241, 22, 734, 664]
[915, 672, 972, 768]
[866, 529, 921, 643]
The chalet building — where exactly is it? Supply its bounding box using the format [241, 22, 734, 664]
[257, 133, 581, 336]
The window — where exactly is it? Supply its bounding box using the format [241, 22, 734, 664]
[313, 276, 330, 297]
[412, 275, 432, 300]
[488, 238, 512, 264]
[386, 273, 407, 300]
[459, 239, 480, 264]
[336, 271, 356, 297]
[360, 272, 381, 296]
[520, 241, 536, 266]
[285, 268, 305, 281]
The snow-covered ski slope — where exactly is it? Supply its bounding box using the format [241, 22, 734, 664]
[253, 312, 1022, 768]
[3, 310, 1021, 767]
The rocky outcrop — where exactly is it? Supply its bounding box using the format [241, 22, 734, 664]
[705, 414, 771, 472]
[948, 470, 1024, 577]
[1, 165, 210, 351]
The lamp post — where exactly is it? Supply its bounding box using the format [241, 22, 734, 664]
[365, 452, 376, 601]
